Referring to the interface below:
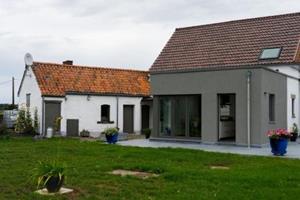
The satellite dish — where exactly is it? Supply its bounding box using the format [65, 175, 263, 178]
[24, 53, 33, 66]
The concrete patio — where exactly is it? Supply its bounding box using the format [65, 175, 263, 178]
[118, 139, 300, 159]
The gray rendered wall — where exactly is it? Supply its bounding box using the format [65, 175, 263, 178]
[151, 68, 287, 146]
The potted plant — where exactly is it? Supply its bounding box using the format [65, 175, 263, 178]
[290, 123, 298, 142]
[102, 127, 119, 144]
[267, 128, 291, 156]
[142, 128, 151, 139]
[80, 129, 90, 137]
[33, 161, 65, 193]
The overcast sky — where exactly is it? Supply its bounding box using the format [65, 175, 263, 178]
[0, 0, 300, 103]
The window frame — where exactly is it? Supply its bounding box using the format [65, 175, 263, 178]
[98, 104, 114, 124]
[158, 95, 201, 138]
[269, 94, 275, 122]
[26, 93, 31, 108]
[259, 47, 282, 60]
[291, 95, 296, 118]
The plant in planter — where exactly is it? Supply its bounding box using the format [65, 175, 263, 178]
[102, 127, 119, 144]
[33, 161, 65, 193]
[80, 129, 90, 137]
[142, 128, 151, 139]
[267, 128, 291, 156]
[290, 123, 298, 142]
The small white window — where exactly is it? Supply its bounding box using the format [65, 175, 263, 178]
[26, 94, 31, 108]
[101, 104, 110, 123]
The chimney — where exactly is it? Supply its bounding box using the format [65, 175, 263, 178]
[63, 60, 73, 65]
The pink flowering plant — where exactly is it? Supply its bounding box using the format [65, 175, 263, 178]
[267, 128, 291, 139]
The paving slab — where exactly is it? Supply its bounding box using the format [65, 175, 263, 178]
[118, 139, 300, 159]
[35, 187, 73, 195]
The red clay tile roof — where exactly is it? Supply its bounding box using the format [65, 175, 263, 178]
[150, 12, 300, 73]
[32, 62, 150, 97]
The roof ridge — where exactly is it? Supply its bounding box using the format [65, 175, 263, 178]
[33, 61, 149, 73]
[176, 12, 300, 30]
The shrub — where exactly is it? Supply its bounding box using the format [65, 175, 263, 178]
[292, 123, 298, 134]
[33, 108, 39, 134]
[102, 127, 118, 136]
[15, 107, 35, 135]
[142, 128, 152, 139]
[53, 117, 62, 133]
[0, 124, 9, 135]
[0, 112, 3, 124]
[80, 129, 90, 137]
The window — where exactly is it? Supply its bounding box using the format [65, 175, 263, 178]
[26, 94, 31, 107]
[269, 94, 275, 122]
[260, 48, 281, 60]
[101, 105, 110, 123]
[159, 95, 201, 137]
[292, 95, 296, 118]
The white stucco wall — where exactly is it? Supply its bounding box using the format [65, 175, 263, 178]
[287, 77, 299, 129]
[18, 66, 147, 137]
[268, 65, 300, 78]
[268, 65, 300, 130]
[18, 66, 43, 133]
[61, 95, 142, 137]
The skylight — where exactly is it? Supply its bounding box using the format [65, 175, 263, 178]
[259, 48, 282, 60]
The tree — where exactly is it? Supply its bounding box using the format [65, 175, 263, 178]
[15, 107, 26, 134]
[33, 108, 39, 134]
[15, 107, 35, 135]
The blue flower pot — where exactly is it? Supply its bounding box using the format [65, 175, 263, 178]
[270, 138, 288, 156]
[106, 133, 118, 144]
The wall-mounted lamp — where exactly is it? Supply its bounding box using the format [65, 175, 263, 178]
[87, 95, 91, 101]
[65, 96, 68, 101]
[264, 92, 267, 95]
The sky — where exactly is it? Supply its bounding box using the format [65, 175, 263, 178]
[0, 0, 300, 103]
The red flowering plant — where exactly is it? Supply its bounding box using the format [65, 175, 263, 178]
[267, 128, 291, 139]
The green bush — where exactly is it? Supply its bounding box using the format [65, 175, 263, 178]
[0, 124, 9, 135]
[15, 107, 36, 135]
[142, 128, 151, 139]
[102, 127, 118, 136]
[0, 112, 3, 124]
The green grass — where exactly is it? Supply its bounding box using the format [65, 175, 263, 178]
[1, 137, 300, 200]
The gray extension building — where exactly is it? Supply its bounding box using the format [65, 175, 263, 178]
[149, 12, 300, 147]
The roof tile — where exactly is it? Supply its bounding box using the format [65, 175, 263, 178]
[150, 12, 300, 73]
[32, 62, 150, 97]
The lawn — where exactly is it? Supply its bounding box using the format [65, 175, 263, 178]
[1, 137, 300, 200]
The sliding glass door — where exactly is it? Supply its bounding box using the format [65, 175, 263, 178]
[159, 95, 201, 138]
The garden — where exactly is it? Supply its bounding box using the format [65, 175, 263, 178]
[1, 136, 300, 199]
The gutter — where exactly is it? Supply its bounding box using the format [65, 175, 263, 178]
[116, 96, 119, 129]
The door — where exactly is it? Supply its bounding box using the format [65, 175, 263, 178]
[218, 94, 236, 141]
[123, 105, 134, 133]
[44, 101, 61, 134]
[141, 105, 150, 130]
[66, 119, 79, 137]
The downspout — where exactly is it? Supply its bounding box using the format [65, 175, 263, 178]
[41, 96, 45, 136]
[116, 96, 119, 129]
[247, 71, 252, 149]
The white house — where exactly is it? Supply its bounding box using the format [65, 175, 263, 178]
[18, 58, 152, 137]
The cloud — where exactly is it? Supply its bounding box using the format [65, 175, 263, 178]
[0, 0, 300, 102]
